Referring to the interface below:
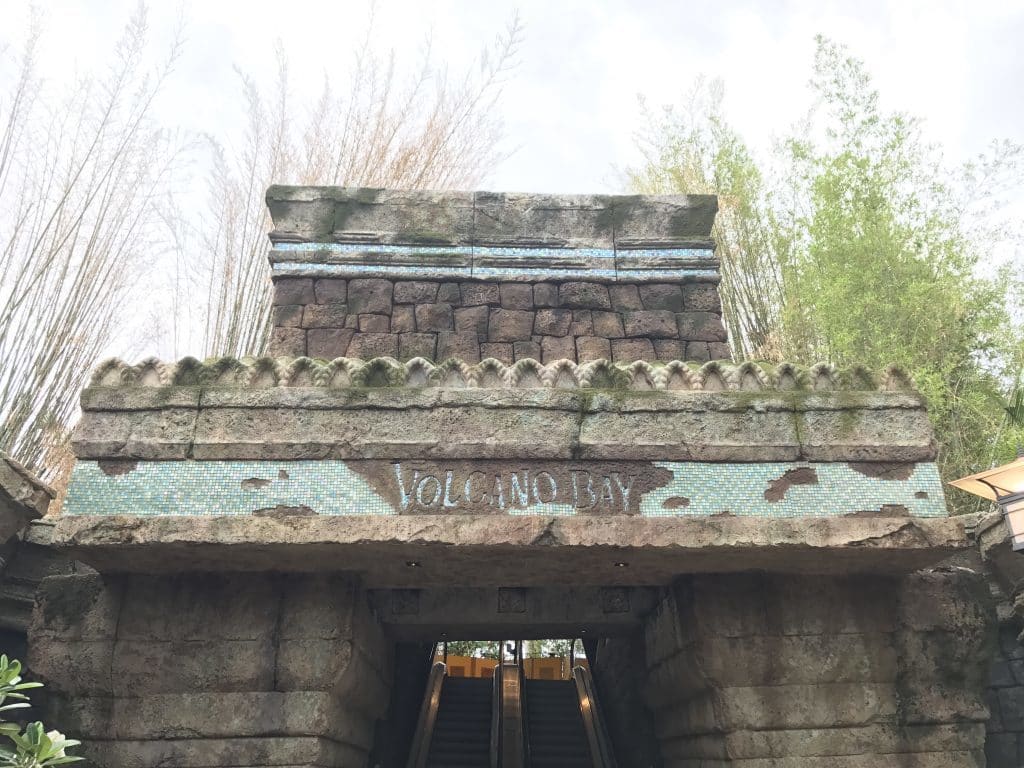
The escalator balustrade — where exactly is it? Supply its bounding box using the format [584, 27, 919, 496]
[524, 679, 592, 768]
[425, 676, 494, 767]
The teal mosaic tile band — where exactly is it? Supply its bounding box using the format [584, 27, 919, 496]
[64, 460, 947, 518]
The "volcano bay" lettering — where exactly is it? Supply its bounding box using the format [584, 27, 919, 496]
[391, 463, 637, 514]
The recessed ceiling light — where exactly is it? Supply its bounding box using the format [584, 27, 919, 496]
[614, 562, 629, 568]
[405, 561, 421, 567]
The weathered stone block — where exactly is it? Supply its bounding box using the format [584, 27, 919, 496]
[569, 310, 594, 336]
[654, 339, 686, 360]
[683, 282, 722, 312]
[437, 332, 480, 363]
[576, 336, 611, 361]
[534, 309, 572, 336]
[480, 343, 514, 364]
[314, 278, 347, 303]
[533, 283, 558, 307]
[398, 333, 436, 361]
[358, 314, 389, 333]
[611, 338, 656, 362]
[415, 303, 453, 332]
[578, 407, 799, 461]
[500, 282, 533, 309]
[30, 638, 114, 695]
[559, 282, 611, 309]
[71, 408, 197, 460]
[273, 277, 315, 305]
[31, 574, 123, 641]
[116, 574, 278, 641]
[347, 279, 393, 315]
[273, 304, 303, 328]
[301, 303, 348, 328]
[592, 310, 624, 338]
[454, 305, 490, 339]
[708, 341, 732, 360]
[610, 284, 643, 310]
[488, 309, 535, 342]
[390, 305, 415, 333]
[798, 407, 936, 462]
[513, 341, 541, 361]
[639, 284, 685, 311]
[436, 282, 461, 303]
[269, 327, 306, 357]
[111, 638, 276, 695]
[306, 329, 353, 359]
[461, 282, 499, 306]
[541, 335, 576, 363]
[676, 311, 728, 341]
[346, 333, 398, 359]
[82, 734, 363, 768]
[686, 341, 711, 362]
[393, 281, 438, 304]
[624, 310, 679, 338]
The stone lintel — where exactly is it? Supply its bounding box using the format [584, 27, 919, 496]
[0, 453, 53, 541]
[367, 586, 661, 640]
[71, 362, 937, 464]
[49, 514, 971, 583]
[266, 187, 718, 249]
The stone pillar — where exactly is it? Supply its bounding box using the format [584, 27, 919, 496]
[643, 572, 992, 766]
[591, 633, 662, 768]
[29, 572, 391, 768]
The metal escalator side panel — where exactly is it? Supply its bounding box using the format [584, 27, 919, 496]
[407, 662, 446, 768]
[491, 665, 501, 768]
[500, 662, 525, 768]
[572, 665, 617, 768]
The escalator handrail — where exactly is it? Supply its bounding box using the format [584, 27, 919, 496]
[406, 661, 446, 768]
[500, 662, 525, 768]
[572, 665, 617, 768]
[490, 664, 501, 768]
[518, 663, 531, 768]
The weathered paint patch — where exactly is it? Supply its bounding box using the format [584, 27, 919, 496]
[97, 460, 137, 477]
[253, 505, 317, 518]
[241, 477, 272, 490]
[764, 467, 819, 502]
[847, 462, 916, 481]
[663, 496, 690, 509]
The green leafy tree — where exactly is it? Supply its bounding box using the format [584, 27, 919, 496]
[629, 37, 1024, 512]
[0, 656, 80, 767]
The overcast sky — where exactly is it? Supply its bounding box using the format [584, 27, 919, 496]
[9, 0, 1024, 195]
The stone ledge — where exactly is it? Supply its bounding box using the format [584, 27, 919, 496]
[49, 514, 972, 582]
[265, 187, 718, 250]
[0, 453, 53, 542]
[87, 356, 917, 393]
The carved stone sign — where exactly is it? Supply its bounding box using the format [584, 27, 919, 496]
[348, 461, 675, 515]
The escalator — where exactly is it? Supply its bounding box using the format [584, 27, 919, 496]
[406, 647, 615, 768]
[523, 679, 591, 767]
[425, 677, 494, 766]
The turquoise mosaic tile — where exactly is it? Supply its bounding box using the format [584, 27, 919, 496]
[271, 243, 717, 282]
[63, 461, 948, 518]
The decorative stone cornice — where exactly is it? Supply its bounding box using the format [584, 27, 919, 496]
[89, 357, 916, 393]
[0, 453, 52, 543]
[265, 187, 721, 283]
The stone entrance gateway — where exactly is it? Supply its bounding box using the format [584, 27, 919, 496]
[19, 188, 997, 766]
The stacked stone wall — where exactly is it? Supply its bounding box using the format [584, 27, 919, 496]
[270, 276, 729, 363]
[29, 572, 391, 768]
[984, 614, 1024, 765]
[642, 571, 993, 767]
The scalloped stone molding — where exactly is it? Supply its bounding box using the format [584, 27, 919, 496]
[89, 357, 916, 392]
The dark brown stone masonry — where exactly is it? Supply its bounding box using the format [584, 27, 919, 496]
[270, 277, 730, 363]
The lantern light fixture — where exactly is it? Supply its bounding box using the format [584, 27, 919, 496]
[950, 453, 1024, 551]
